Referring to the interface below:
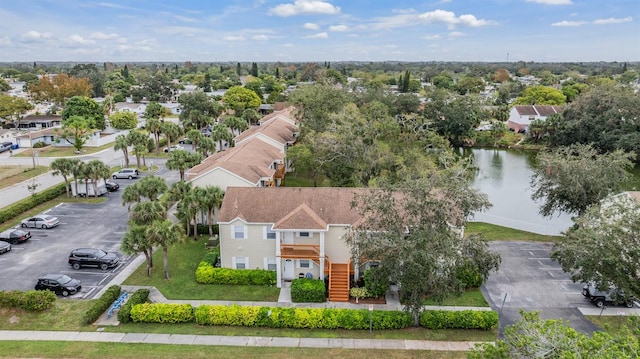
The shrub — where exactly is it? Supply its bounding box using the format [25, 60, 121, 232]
[364, 267, 389, 298]
[201, 250, 219, 267]
[291, 278, 325, 303]
[117, 288, 150, 324]
[83, 285, 121, 325]
[194, 305, 412, 330]
[349, 287, 371, 299]
[0, 183, 66, 223]
[32, 142, 47, 149]
[0, 290, 56, 311]
[195, 264, 276, 286]
[419, 310, 499, 330]
[130, 303, 194, 323]
[455, 261, 485, 288]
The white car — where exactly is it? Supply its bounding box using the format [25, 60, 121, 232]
[21, 214, 60, 229]
[164, 144, 185, 153]
[112, 168, 139, 179]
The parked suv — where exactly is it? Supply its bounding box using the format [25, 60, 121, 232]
[582, 282, 635, 308]
[35, 273, 81, 297]
[68, 248, 120, 270]
[112, 168, 139, 179]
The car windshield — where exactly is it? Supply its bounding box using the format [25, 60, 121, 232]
[94, 249, 108, 258]
[43, 216, 54, 220]
[58, 275, 73, 284]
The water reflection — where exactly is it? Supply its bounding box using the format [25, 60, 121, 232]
[460, 148, 574, 235]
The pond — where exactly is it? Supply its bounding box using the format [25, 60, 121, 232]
[460, 148, 574, 235]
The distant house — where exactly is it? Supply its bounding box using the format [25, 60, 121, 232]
[160, 102, 181, 115]
[114, 102, 147, 117]
[15, 128, 58, 148]
[14, 115, 62, 130]
[507, 105, 563, 133]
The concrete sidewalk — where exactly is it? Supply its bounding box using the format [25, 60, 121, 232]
[0, 330, 483, 351]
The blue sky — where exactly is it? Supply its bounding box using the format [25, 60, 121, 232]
[0, 0, 638, 62]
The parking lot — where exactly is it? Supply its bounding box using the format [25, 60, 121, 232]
[0, 171, 166, 299]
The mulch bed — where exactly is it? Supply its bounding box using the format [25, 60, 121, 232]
[348, 296, 386, 304]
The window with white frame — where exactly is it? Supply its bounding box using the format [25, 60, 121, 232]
[265, 257, 277, 271]
[264, 226, 276, 240]
[298, 232, 310, 238]
[233, 256, 248, 269]
[232, 225, 246, 239]
[298, 259, 312, 269]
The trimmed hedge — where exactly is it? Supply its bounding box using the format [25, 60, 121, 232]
[83, 285, 121, 325]
[194, 305, 412, 329]
[195, 263, 276, 286]
[130, 303, 194, 323]
[0, 290, 57, 311]
[364, 267, 389, 298]
[0, 183, 66, 223]
[291, 278, 325, 303]
[419, 309, 499, 330]
[117, 288, 150, 324]
[201, 251, 219, 267]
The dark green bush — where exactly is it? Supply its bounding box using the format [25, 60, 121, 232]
[419, 309, 499, 330]
[117, 288, 150, 324]
[83, 285, 121, 325]
[0, 183, 67, 224]
[364, 267, 389, 298]
[455, 261, 485, 288]
[195, 264, 276, 286]
[202, 251, 219, 267]
[0, 290, 57, 311]
[291, 278, 325, 303]
[130, 303, 194, 323]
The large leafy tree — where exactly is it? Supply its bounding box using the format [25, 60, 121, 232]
[62, 96, 106, 130]
[0, 94, 33, 129]
[109, 111, 137, 130]
[469, 311, 640, 358]
[146, 219, 184, 279]
[166, 150, 203, 181]
[513, 85, 566, 105]
[429, 94, 487, 147]
[551, 195, 640, 301]
[178, 91, 220, 130]
[346, 153, 499, 325]
[50, 158, 81, 197]
[29, 73, 92, 106]
[222, 86, 261, 114]
[530, 144, 635, 218]
[55, 115, 93, 152]
[288, 84, 348, 134]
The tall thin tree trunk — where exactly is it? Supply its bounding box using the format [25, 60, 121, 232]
[144, 251, 151, 276]
[208, 209, 213, 236]
[163, 246, 170, 280]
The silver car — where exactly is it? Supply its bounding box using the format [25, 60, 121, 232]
[112, 168, 139, 179]
[21, 214, 60, 229]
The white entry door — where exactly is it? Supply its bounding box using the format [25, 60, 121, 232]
[283, 259, 294, 280]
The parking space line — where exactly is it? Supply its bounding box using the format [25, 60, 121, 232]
[83, 288, 96, 299]
[61, 271, 111, 276]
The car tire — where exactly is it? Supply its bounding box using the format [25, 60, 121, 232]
[625, 301, 634, 308]
[21, 223, 27, 228]
[113, 175, 117, 179]
[62, 290, 69, 297]
[595, 298, 605, 308]
[100, 263, 109, 270]
[41, 224, 48, 229]
[72, 263, 81, 270]
[128, 175, 133, 179]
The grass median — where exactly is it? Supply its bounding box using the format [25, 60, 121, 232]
[0, 165, 49, 190]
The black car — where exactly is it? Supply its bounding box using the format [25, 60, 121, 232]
[0, 241, 10, 254]
[35, 274, 81, 297]
[0, 228, 31, 244]
[105, 180, 120, 192]
[68, 248, 120, 270]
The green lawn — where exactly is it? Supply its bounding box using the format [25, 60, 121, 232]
[123, 238, 281, 301]
[283, 172, 331, 187]
[585, 315, 639, 336]
[423, 288, 489, 307]
[465, 222, 562, 242]
[0, 165, 49, 190]
[14, 142, 114, 157]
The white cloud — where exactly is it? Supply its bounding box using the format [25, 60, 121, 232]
[304, 32, 328, 39]
[89, 32, 119, 40]
[418, 10, 494, 29]
[283, 43, 294, 47]
[269, 0, 340, 17]
[593, 16, 632, 25]
[175, 15, 198, 23]
[526, 0, 573, 4]
[424, 34, 441, 40]
[329, 25, 348, 32]
[69, 34, 96, 45]
[224, 35, 245, 41]
[0, 36, 11, 46]
[252, 34, 269, 40]
[391, 8, 416, 14]
[303, 22, 319, 30]
[551, 20, 587, 26]
[21, 31, 54, 42]
[448, 31, 465, 38]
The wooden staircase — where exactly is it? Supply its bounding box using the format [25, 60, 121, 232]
[328, 262, 350, 302]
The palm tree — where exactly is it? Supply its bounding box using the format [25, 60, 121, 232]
[199, 185, 225, 236]
[121, 225, 153, 276]
[146, 219, 184, 279]
[166, 150, 203, 181]
[146, 117, 163, 154]
[70, 161, 86, 197]
[121, 183, 141, 211]
[210, 123, 233, 152]
[130, 201, 167, 225]
[114, 134, 130, 168]
[137, 175, 168, 201]
[50, 158, 81, 197]
[161, 122, 182, 152]
[128, 130, 149, 168]
[223, 116, 249, 136]
[185, 128, 203, 153]
[197, 137, 216, 158]
[167, 180, 192, 207]
[85, 160, 111, 198]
